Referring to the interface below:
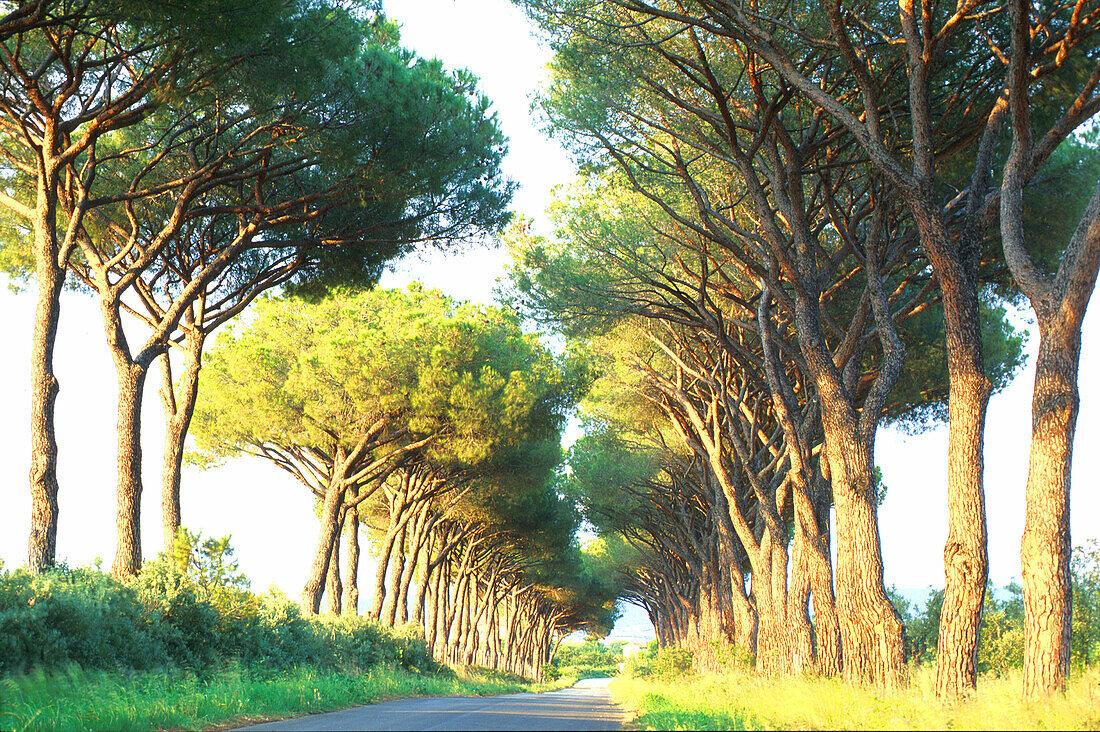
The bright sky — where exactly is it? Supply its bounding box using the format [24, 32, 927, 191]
[0, 1, 1097, 633]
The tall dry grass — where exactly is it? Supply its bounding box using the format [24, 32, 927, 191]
[611, 665, 1100, 730]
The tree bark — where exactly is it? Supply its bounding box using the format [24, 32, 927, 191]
[370, 524, 400, 620]
[345, 505, 360, 615]
[27, 154, 65, 575]
[301, 462, 349, 615]
[159, 329, 205, 550]
[383, 525, 407, 626]
[110, 357, 155, 580]
[1020, 326, 1078, 695]
[327, 513, 344, 615]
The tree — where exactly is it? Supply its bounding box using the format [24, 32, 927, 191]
[75, 14, 511, 570]
[0, 0, 299, 574]
[191, 287, 573, 615]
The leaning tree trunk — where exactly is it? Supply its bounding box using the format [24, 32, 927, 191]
[369, 524, 401, 620]
[27, 155, 65, 574]
[383, 526, 407, 626]
[301, 465, 349, 615]
[159, 329, 205, 550]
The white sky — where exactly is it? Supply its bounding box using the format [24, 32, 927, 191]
[0, 1, 1097, 630]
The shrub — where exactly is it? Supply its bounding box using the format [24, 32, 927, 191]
[0, 537, 436, 677]
[625, 645, 694, 680]
[0, 567, 169, 673]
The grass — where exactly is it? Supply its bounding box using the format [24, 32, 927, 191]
[610, 665, 1100, 730]
[0, 662, 572, 732]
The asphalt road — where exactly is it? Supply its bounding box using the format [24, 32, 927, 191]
[235, 677, 629, 731]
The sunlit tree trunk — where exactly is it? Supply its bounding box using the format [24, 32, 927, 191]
[27, 150, 65, 575]
[159, 328, 205, 550]
[345, 507, 360, 615]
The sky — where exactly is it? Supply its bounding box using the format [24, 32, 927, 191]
[0, 0, 1097, 637]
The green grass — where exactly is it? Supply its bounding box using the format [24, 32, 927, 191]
[610, 665, 1100, 730]
[0, 662, 567, 732]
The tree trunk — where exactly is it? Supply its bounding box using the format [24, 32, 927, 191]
[811, 466, 842, 676]
[826, 436, 905, 687]
[345, 507, 360, 615]
[383, 526, 406, 626]
[370, 525, 400, 620]
[110, 359, 153, 580]
[27, 158, 64, 574]
[159, 329, 205, 550]
[327, 514, 344, 615]
[397, 533, 421, 624]
[790, 524, 815, 674]
[301, 468, 348, 615]
[933, 326, 991, 698]
[1021, 321, 1081, 695]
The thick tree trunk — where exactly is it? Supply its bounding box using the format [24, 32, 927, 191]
[901, 198, 991, 696]
[811, 467, 842, 676]
[28, 159, 65, 574]
[159, 330, 204, 550]
[790, 525, 815, 674]
[111, 360, 152, 580]
[827, 436, 905, 687]
[935, 369, 991, 695]
[28, 244, 64, 574]
[1021, 322, 1080, 695]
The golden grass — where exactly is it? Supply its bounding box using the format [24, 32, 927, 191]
[610, 665, 1100, 730]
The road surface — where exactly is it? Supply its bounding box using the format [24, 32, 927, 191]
[235, 677, 629, 731]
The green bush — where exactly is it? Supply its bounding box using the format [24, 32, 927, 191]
[0, 533, 437, 677]
[0, 567, 170, 673]
[626, 645, 694, 680]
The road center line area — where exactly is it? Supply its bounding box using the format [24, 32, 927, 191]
[234, 678, 629, 731]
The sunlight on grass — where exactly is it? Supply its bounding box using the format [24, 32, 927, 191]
[0, 663, 551, 732]
[611, 665, 1100, 730]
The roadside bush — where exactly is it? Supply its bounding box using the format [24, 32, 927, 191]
[0, 534, 436, 677]
[626, 645, 694, 680]
[0, 566, 169, 673]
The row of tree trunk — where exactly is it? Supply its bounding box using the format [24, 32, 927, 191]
[306, 464, 576, 681]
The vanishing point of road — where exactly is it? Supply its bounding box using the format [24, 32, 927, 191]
[236, 677, 629, 731]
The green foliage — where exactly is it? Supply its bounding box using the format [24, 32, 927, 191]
[0, 558, 432, 676]
[553, 638, 623, 679]
[1072, 539, 1100, 668]
[193, 287, 570, 472]
[889, 555, 1100, 675]
[625, 645, 694, 681]
[887, 586, 944, 666]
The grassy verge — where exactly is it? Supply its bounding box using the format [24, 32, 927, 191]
[610, 665, 1100, 730]
[0, 663, 571, 732]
